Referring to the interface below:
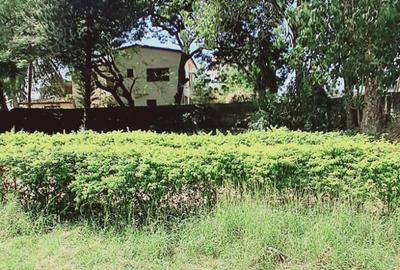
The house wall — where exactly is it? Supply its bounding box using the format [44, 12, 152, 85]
[116, 46, 180, 106]
[183, 59, 197, 104]
[72, 46, 197, 108]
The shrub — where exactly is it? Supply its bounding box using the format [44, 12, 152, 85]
[0, 129, 399, 223]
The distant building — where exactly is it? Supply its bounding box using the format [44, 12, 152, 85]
[73, 45, 198, 108]
[17, 82, 74, 109]
[18, 98, 75, 109]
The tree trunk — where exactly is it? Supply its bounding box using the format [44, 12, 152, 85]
[82, 63, 93, 129]
[361, 77, 383, 135]
[294, 67, 303, 99]
[0, 86, 9, 112]
[27, 62, 33, 108]
[344, 97, 355, 130]
[175, 53, 190, 104]
[81, 14, 94, 129]
[111, 90, 126, 107]
[117, 79, 135, 107]
[343, 77, 356, 130]
[121, 90, 135, 107]
[255, 58, 279, 96]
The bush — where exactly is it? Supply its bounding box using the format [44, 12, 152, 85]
[0, 129, 399, 223]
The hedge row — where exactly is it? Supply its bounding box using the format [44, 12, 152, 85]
[0, 129, 399, 221]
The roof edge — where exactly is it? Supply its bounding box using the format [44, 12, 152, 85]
[120, 44, 183, 54]
[119, 44, 198, 68]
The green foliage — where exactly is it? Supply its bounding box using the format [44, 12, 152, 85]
[191, 66, 219, 104]
[1, 129, 400, 224]
[197, 0, 289, 95]
[192, 65, 254, 104]
[0, 195, 47, 239]
[0, 0, 47, 108]
[152, 0, 203, 56]
[0, 197, 33, 239]
[295, 0, 400, 133]
[44, 0, 150, 115]
[249, 88, 333, 131]
[46, 0, 148, 66]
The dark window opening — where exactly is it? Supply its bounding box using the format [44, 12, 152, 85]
[127, 69, 134, 78]
[147, 99, 157, 107]
[147, 68, 170, 82]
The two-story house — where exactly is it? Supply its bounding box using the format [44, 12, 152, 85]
[73, 45, 197, 108]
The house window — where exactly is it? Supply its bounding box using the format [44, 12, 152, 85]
[147, 99, 157, 107]
[147, 68, 170, 82]
[127, 69, 134, 78]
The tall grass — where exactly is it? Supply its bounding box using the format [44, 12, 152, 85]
[1, 195, 400, 269]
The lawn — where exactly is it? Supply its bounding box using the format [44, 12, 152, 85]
[1, 196, 400, 270]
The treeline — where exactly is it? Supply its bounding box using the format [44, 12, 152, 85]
[0, 0, 399, 134]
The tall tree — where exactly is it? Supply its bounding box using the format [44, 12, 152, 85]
[151, 0, 204, 104]
[45, 0, 150, 127]
[0, 0, 47, 110]
[296, 0, 400, 134]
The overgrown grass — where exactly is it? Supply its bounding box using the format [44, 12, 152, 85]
[1, 196, 400, 270]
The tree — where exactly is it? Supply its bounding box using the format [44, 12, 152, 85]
[44, 0, 150, 127]
[296, 0, 400, 134]
[92, 52, 137, 107]
[0, 0, 61, 110]
[0, 0, 47, 110]
[197, 0, 289, 97]
[151, 0, 204, 104]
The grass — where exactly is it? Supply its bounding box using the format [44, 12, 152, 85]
[1, 196, 400, 270]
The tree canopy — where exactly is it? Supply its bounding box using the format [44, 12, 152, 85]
[0, 0, 399, 134]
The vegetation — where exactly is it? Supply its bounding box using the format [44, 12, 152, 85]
[198, 0, 288, 96]
[152, 0, 205, 104]
[295, 0, 400, 134]
[1, 130, 400, 268]
[195, 0, 400, 135]
[1, 129, 400, 224]
[1, 0, 399, 134]
[44, 0, 150, 126]
[0, 0, 48, 110]
[2, 195, 400, 269]
[1, 1, 399, 268]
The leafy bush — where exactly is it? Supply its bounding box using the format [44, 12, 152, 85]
[0, 129, 399, 223]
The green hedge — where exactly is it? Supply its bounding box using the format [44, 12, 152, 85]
[0, 129, 399, 221]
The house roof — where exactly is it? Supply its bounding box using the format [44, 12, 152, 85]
[120, 44, 184, 54]
[119, 44, 198, 68]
